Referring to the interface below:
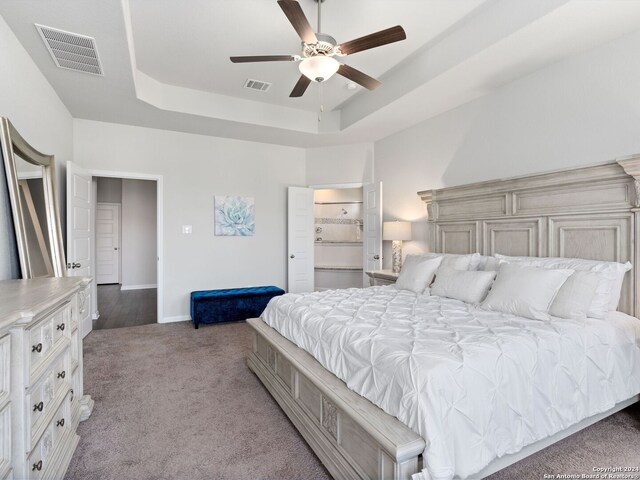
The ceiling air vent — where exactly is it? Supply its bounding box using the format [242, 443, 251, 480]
[35, 24, 103, 76]
[244, 79, 271, 92]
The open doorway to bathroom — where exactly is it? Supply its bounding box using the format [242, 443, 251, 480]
[94, 177, 157, 329]
[313, 187, 364, 291]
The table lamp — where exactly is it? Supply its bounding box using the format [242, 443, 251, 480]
[383, 221, 412, 273]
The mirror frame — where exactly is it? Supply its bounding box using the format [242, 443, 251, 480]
[0, 117, 66, 278]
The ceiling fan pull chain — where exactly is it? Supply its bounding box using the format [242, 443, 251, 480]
[318, 83, 324, 123]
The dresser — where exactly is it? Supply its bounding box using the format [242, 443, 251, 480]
[365, 269, 399, 286]
[0, 277, 93, 480]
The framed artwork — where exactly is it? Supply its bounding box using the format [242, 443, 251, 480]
[214, 195, 255, 236]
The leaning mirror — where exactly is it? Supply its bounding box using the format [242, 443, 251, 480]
[0, 117, 66, 278]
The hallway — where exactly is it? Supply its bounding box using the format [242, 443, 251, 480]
[94, 285, 157, 329]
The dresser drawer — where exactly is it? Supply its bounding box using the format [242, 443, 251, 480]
[0, 335, 9, 404]
[26, 391, 72, 480]
[2, 469, 12, 480]
[0, 403, 10, 478]
[28, 302, 71, 382]
[27, 351, 71, 450]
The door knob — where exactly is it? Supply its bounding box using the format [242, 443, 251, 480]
[373, 255, 380, 260]
[67, 262, 81, 269]
[290, 254, 295, 259]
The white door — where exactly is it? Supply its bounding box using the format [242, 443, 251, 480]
[66, 161, 93, 337]
[363, 182, 383, 283]
[287, 186, 314, 293]
[96, 203, 120, 284]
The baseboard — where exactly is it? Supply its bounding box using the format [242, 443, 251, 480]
[160, 315, 191, 324]
[120, 284, 157, 291]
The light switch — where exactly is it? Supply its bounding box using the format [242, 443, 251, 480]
[182, 225, 192, 234]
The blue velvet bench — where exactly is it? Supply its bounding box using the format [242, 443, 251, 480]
[190, 286, 285, 329]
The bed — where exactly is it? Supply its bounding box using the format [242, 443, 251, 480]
[247, 156, 640, 480]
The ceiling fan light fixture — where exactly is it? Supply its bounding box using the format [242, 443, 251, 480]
[299, 56, 339, 83]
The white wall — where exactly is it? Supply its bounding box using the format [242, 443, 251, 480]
[306, 143, 374, 186]
[375, 29, 640, 267]
[96, 177, 122, 204]
[121, 179, 157, 289]
[0, 14, 73, 280]
[74, 119, 306, 321]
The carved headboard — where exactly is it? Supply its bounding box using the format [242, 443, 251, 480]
[417, 156, 640, 317]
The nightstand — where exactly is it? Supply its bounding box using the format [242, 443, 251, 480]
[365, 269, 399, 286]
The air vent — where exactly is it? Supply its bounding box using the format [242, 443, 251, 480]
[35, 24, 103, 76]
[244, 79, 271, 92]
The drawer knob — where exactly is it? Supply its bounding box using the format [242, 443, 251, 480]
[32, 343, 43, 353]
[33, 401, 44, 412]
[57, 323, 65, 331]
[70, 388, 74, 402]
[57, 370, 66, 379]
[32, 460, 43, 471]
[56, 418, 65, 427]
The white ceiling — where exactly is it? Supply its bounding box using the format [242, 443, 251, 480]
[1, 0, 640, 147]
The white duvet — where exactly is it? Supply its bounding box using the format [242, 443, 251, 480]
[260, 285, 640, 480]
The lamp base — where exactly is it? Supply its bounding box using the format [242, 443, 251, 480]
[392, 240, 403, 274]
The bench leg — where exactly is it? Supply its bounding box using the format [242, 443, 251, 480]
[194, 322, 199, 329]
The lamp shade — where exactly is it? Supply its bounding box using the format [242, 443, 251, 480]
[299, 56, 340, 83]
[383, 221, 412, 241]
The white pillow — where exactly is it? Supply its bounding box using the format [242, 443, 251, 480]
[549, 271, 600, 320]
[396, 255, 443, 294]
[476, 255, 501, 271]
[481, 263, 574, 320]
[431, 267, 497, 304]
[419, 252, 481, 271]
[495, 254, 632, 318]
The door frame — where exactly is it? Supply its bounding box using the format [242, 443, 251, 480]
[308, 182, 371, 287]
[95, 202, 121, 285]
[88, 169, 163, 323]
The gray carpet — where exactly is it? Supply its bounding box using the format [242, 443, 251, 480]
[66, 321, 640, 480]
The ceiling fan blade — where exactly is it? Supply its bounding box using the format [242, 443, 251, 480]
[230, 55, 297, 63]
[337, 64, 381, 90]
[277, 0, 318, 45]
[339, 25, 406, 55]
[290, 75, 311, 97]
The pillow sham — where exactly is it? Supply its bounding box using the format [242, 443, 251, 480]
[481, 263, 573, 320]
[396, 255, 443, 294]
[549, 271, 600, 320]
[495, 254, 632, 318]
[418, 252, 481, 271]
[431, 267, 497, 304]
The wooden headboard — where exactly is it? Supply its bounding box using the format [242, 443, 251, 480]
[417, 156, 640, 317]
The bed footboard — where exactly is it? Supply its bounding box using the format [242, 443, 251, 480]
[246, 318, 425, 480]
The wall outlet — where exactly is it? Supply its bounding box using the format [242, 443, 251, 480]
[182, 225, 192, 234]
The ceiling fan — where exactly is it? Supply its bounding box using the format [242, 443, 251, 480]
[230, 0, 406, 97]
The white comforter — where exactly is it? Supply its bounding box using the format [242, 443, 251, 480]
[260, 285, 640, 480]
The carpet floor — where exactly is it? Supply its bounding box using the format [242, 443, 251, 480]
[66, 321, 640, 480]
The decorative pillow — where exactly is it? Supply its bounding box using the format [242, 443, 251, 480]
[549, 271, 600, 320]
[431, 267, 497, 304]
[396, 255, 443, 294]
[495, 254, 632, 318]
[481, 263, 574, 320]
[419, 252, 481, 271]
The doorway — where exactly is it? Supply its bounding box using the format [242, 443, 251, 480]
[66, 162, 163, 336]
[313, 187, 364, 291]
[94, 177, 157, 330]
[287, 182, 382, 293]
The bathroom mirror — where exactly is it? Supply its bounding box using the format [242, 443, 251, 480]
[0, 117, 66, 278]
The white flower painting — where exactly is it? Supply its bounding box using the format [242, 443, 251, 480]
[214, 196, 255, 236]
